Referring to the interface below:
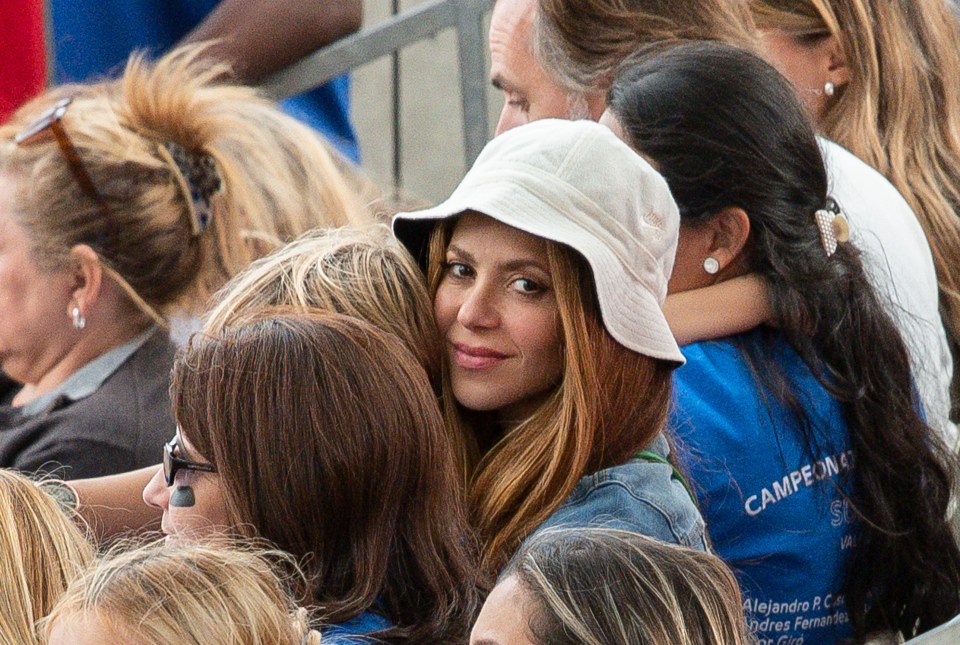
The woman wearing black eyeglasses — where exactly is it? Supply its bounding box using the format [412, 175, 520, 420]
[141, 311, 481, 644]
[0, 45, 368, 480]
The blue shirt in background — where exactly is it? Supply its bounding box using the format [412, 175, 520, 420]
[322, 610, 393, 644]
[48, 0, 358, 162]
[671, 329, 856, 645]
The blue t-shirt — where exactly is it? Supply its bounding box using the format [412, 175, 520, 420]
[48, 0, 358, 162]
[670, 329, 856, 645]
[322, 610, 392, 643]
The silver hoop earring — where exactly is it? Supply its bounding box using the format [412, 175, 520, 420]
[824, 81, 835, 97]
[703, 257, 720, 275]
[71, 307, 86, 330]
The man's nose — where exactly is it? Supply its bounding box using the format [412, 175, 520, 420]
[496, 102, 525, 136]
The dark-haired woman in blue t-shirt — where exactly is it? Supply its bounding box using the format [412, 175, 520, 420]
[604, 41, 960, 645]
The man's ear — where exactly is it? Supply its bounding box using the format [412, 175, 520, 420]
[65, 244, 103, 319]
[706, 207, 751, 272]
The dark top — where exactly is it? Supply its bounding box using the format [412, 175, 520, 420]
[0, 328, 176, 479]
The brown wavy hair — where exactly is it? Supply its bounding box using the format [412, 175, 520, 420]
[506, 528, 753, 645]
[172, 312, 481, 643]
[427, 218, 674, 577]
[750, 0, 960, 419]
[533, 0, 760, 94]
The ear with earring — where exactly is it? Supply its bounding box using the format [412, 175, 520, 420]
[71, 306, 86, 330]
[703, 257, 720, 275]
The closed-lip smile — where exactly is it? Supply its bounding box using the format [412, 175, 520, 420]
[451, 342, 510, 369]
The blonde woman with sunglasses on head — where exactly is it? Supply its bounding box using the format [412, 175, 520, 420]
[0, 44, 368, 480]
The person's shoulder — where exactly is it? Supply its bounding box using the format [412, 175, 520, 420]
[540, 457, 707, 550]
[817, 137, 920, 227]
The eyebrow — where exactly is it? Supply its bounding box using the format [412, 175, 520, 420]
[491, 73, 516, 94]
[447, 244, 551, 276]
[473, 640, 501, 645]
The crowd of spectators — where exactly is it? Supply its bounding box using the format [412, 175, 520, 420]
[1, 1, 960, 644]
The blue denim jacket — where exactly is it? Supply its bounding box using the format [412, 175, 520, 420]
[531, 433, 708, 550]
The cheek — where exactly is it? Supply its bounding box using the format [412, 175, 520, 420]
[433, 283, 459, 334]
[667, 228, 712, 294]
[515, 303, 563, 373]
[165, 476, 230, 538]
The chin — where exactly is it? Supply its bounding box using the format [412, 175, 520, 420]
[452, 385, 515, 414]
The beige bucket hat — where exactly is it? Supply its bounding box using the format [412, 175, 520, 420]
[392, 118, 684, 364]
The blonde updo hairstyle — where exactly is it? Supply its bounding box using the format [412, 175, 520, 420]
[0, 44, 370, 320]
[0, 470, 93, 645]
[42, 542, 320, 645]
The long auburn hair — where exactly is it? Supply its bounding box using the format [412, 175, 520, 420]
[427, 218, 674, 578]
[750, 0, 960, 417]
[172, 312, 481, 643]
[608, 41, 960, 640]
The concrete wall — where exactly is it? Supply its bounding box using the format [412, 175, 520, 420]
[350, 0, 501, 204]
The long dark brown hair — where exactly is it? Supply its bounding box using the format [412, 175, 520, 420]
[171, 311, 482, 643]
[608, 41, 960, 640]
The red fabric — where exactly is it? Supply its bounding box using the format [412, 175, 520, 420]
[0, 0, 46, 123]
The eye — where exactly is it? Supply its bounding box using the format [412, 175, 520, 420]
[445, 261, 474, 279]
[505, 95, 529, 112]
[510, 277, 544, 295]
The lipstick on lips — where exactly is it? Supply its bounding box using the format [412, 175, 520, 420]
[451, 342, 509, 370]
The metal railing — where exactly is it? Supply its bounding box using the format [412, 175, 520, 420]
[261, 0, 490, 185]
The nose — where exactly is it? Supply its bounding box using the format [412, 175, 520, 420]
[142, 466, 170, 511]
[495, 101, 524, 136]
[457, 282, 500, 330]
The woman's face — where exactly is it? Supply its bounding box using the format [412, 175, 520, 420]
[433, 213, 564, 423]
[470, 575, 538, 645]
[0, 174, 76, 384]
[759, 28, 836, 124]
[142, 431, 230, 542]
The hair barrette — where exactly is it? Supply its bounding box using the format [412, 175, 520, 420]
[814, 197, 849, 256]
[159, 141, 223, 236]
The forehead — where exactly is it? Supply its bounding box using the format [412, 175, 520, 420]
[448, 213, 549, 261]
[489, 0, 537, 86]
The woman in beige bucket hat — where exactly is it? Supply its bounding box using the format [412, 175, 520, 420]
[393, 117, 705, 579]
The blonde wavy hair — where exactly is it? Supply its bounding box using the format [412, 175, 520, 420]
[0, 44, 371, 321]
[203, 224, 443, 387]
[41, 542, 320, 645]
[0, 470, 93, 645]
[750, 0, 960, 416]
[506, 528, 754, 645]
[427, 219, 674, 577]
